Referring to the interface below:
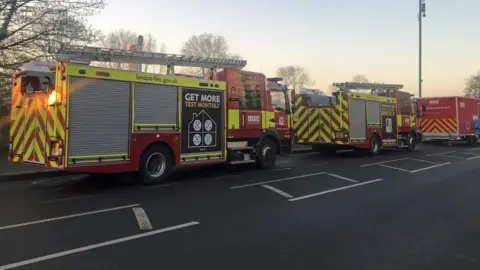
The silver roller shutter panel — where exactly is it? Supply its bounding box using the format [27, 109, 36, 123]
[68, 77, 131, 157]
[134, 83, 178, 126]
[348, 98, 367, 139]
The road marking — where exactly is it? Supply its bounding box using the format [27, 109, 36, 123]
[327, 173, 359, 183]
[465, 147, 480, 151]
[230, 172, 327, 189]
[39, 195, 92, 204]
[377, 164, 411, 172]
[460, 152, 480, 156]
[360, 158, 408, 167]
[426, 151, 456, 156]
[0, 221, 199, 270]
[408, 158, 438, 164]
[0, 204, 140, 231]
[435, 154, 464, 159]
[467, 156, 480, 160]
[262, 185, 293, 198]
[289, 179, 383, 202]
[132, 207, 153, 230]
[272, 168, 291, 172]
[409, 162, 450, 173]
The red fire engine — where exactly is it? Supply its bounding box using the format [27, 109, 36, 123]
[291, 82, 422, 154]
[418, 96, 480, 145]
[8, 46, 291, 183]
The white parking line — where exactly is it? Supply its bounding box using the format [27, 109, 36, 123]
[289, 179, 383, 202]
[460, 152, 479, 156]
[0, 221, 199, 270]
[360, 158, 409, 167]
[435, 154, 464, 159]
[327, 173, 359, 183]
[465, 147, 480, 151]
[261, 185, 293, 198]
[0, 204, 140, 231]
[132, 207, 153, 230]
[377, 164, 410, 172]
[409, 162, 450, 173]
[230, 172, 327, 189]
[467, 156, 480, 160]
[408, 158, 438, 164]
[39, 195, 92, 204]
[426, 151, 456, 156]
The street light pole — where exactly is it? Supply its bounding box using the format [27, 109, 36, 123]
[419, 0, 426, 97]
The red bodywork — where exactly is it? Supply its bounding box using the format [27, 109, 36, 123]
[419, 96, 480, 135]
[214, 69, 290, 142]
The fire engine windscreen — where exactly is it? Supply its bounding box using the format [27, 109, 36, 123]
[269, 90, 287, 112]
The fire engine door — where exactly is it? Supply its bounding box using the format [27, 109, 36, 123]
[267, 90, 289, 136]
[22, 82, 47, 164]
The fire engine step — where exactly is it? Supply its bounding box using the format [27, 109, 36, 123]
[229, 160, 256, 165]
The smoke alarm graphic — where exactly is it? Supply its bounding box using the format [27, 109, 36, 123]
[188, 110, 217, 148]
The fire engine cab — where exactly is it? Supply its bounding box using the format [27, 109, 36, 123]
[8, 46, 291, 183]
[292, 82, 421, 155]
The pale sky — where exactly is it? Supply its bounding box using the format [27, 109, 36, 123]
[88, 0, 480, 97]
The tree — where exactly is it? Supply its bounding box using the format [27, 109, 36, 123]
[98, 30, 165, 73]
[180, 33, 241, 76]
[276, 65, 312, 92]
[0, 0, 105, 147]
[352, 74, 369, 83]
[464, 71, 480, 98]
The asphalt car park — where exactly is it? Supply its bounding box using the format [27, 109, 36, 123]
[1, 143, 480, 269]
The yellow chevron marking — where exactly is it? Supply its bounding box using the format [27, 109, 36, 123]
[308, 109, 320, 142]
[295, 96, 303, 107]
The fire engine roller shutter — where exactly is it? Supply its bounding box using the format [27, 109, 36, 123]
[133, 83, 177, 128]
[349, 98, 367, 139]
[366, 100, 380, 124]
[67, 77, 131, 160]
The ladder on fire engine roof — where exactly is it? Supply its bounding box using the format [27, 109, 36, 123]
[54, 45, 247, 76]
[333, 82, 404, 91]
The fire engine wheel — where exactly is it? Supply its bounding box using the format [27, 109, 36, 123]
[138, 145, 172, 184]
[405, 134, 417, 152]
[468, 136, 478, 145]
[256, 138, 277, 168]
[369, 135, 380, 155]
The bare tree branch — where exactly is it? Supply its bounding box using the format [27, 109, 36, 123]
[352, 74, 369, 83]
[464, 71, 480, 98]
[94, 29, 166, 73]
[276, 65, 312, 93]
[0, 0, 106, 110]
[180, 33, 241, 76]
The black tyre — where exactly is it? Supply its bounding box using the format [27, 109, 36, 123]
[137, 144, 172, 184]
[405, 134, 417, 152]
[368, 134, 380, 155]
[468, 136, 478, 145]
[256, 138, 277, 168]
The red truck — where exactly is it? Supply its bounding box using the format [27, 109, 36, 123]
[418, 96, 480, 145]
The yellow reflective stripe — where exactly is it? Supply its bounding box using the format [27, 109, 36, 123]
[69, 153, 128, 159]
[308, 109, 319, 142]
[181, 152, 223, 158]
[228, 109, 239, 129]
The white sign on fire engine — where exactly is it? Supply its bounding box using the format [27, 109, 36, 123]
[279, 116, 285, 126]
[247, 115, 260, 123]
[460, 102, 465, 108]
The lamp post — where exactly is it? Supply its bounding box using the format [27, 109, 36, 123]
[419, 0, 426, 97]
